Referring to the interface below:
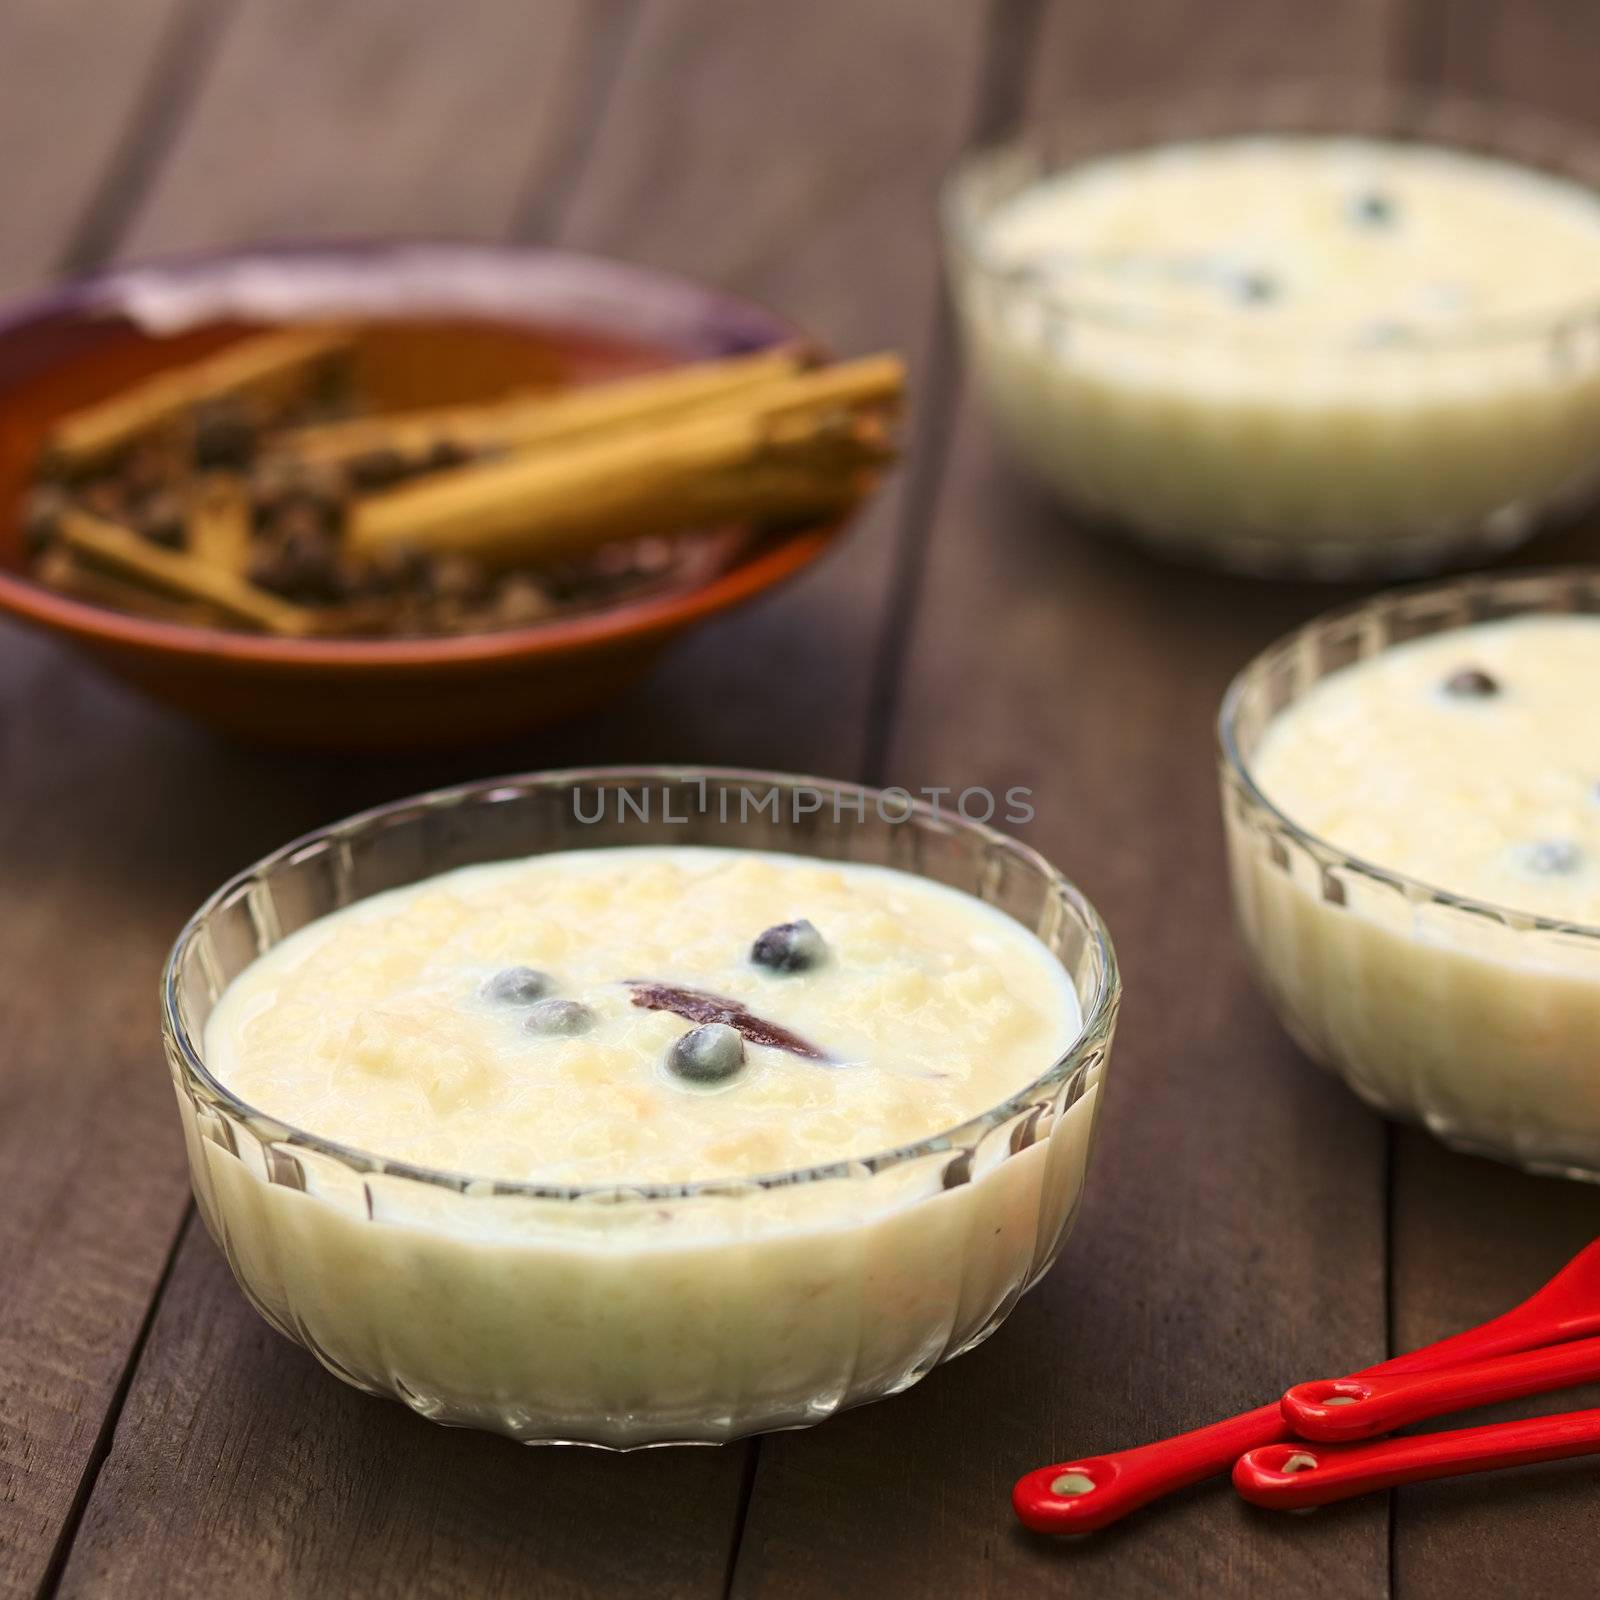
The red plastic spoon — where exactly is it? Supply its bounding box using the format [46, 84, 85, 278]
[1013, 1237, 1600, 1535]
[1283, 1332, 1600, 1442]
[1234, 1407, 1600, 1510]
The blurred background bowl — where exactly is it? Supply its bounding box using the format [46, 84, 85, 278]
[0, 241, 852, 749]
[944, 84, 1600, 580]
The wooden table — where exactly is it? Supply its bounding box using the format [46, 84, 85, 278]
[5, 2, 1600, 1595]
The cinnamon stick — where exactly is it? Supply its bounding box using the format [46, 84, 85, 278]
[262, 389, 545, 469]
[266, 342, 810, 468]
[33, 548, 231, 628]
[47, 326, 351, 467]
[185, 476, 253, 573]
[348, 414, 882, 564]
[625, 981, 832, 1060]
[55, 509, 317, 635]
[345, 354, 902, 565]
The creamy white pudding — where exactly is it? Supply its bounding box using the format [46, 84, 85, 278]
[980, 141, 1600, 334]
[170, 809, 1115, 1448]
[1252, 617, 1600, 920]
[206, 847, 1082, 1185]
[949, 128, 1600, 570]
[1224, 600, 1600, 1176]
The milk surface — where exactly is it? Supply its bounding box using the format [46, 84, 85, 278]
[207, 845, 1082, 1185]
[1252, 616, 1600, 923]
[958, 136, 1600, 557]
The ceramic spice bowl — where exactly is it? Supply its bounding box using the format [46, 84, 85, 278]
[0, 242, 862, 749]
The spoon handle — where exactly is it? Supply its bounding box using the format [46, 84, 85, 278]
[1283, 1332, 1600, 1441]
[1012, 1403, 1287, 1535]
[1234, 1407, 1600, 1510]
[1013, 1236, 1600, 1534]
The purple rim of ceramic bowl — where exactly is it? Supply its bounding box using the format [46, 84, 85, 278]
[0, 238, 843, 670]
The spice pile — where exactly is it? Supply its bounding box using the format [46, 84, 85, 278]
[22, 327, 902, 638]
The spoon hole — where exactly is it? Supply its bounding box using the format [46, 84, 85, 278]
[1050, 1471, 1096, 1497]
[1282, 1452, 1319, 1474]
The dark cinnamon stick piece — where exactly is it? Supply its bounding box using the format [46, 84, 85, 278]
[625, 980, 832, 1061]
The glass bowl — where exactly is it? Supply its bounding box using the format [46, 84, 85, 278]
[162, 767, 1120, 1448]
[944, 85, 1600, 579]
[1219, 568, 1600, 1178]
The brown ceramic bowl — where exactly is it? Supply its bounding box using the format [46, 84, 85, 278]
[0, 242, 853, 749]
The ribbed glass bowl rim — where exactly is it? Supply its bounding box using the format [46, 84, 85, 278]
[161, 764, 1120, 1203]
[941, 80, 1600, 349]
[1218, 565, 1600, 944]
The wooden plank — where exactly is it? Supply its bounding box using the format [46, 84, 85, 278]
[537, 0, 993, 777]
[0, 4, 233, 1591]
[1409, 0, 1600, 569]
[121, 0, 632, 252]
[1, 6, 656, 1597]
[1389, 1135, 1600, 1600]
[49, 1, 987, 1596]
[731, 4, 1404, 1597]
[1418, 0, 1600, 112]
[56, 1213, 748, 1600]
[1385, 5, 1600, 1594]
[0, 658, 363, 1600]
[0, 0, 196, 292]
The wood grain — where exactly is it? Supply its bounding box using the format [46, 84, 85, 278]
[0, 3, 234, 1589]
[1416, 0, 1600, 112]
[56, 1214, 748, 1600]
[11, 1, 1600, 1595]
[731, 4, 1403, 1597]
[0, 0, 199, 292]
[1389, 1135, 1600, 1600]
[1382, 5, 1600, 1594]
[0, 5, 651, 1597]
[46, 1, 991, 1596]
[0, 663, 371, 1599]
[535, 0, 994, 778]
[120, 0, 631, 253]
